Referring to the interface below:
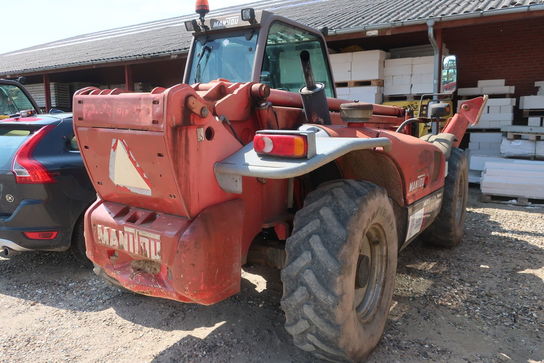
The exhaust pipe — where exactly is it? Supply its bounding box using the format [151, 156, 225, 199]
[1, 247, 20, 258]
[299, 50, 331, 125]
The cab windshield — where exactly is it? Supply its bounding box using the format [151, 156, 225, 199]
[186, 30, 258, 84]
[0, 84, 36, 118]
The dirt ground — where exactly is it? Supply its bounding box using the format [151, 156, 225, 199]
[1, 187, 543, 363]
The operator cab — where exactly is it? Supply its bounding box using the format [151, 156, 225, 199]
[183, 9, 336, 98]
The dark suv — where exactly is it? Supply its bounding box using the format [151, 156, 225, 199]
[0, 79, 95, 263]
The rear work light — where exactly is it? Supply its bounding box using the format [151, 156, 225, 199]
[12, 124, 56, 184]
[253, 130, 316, 159]
[23, 231, 59, 240]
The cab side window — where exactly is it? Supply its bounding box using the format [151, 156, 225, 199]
[261, 22, 334, 97]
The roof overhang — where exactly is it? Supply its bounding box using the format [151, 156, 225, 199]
[326, 4, 544, 41]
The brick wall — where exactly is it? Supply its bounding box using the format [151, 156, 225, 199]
[445, 17, 544, 97]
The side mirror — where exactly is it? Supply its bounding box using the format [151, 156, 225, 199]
[441, 55, 457, 94]
[49, 108, 64, 114]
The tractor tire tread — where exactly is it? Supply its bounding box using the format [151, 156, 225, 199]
[281, 179, 397, 362]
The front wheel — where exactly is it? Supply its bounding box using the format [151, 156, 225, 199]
[281, 180, 398, 362]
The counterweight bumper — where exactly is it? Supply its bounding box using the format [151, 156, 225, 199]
[84, 198, 244, 305]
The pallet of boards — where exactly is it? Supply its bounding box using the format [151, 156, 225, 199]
[481, 160, 544, 201]
[500, 126, 544, 159]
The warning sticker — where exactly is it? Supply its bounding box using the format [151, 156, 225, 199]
[406, 208, 424, 241]
[108, 139, 152, 195]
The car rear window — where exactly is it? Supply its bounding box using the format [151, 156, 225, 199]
[0, 128, 31, 170]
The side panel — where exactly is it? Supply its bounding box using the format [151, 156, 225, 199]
[380, 129, 446, 205]
[75, 128, 184, 215]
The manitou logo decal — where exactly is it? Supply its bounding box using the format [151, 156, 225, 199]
[210, 16, 240, 29]
[109, 139, 152, 196]
[409, 174, 427, 193]
[96, 224, 161, 261]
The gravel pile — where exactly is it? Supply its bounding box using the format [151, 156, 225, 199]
[0, 187, 542, 362]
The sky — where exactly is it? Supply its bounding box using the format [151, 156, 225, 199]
[1, 0, 254, 54]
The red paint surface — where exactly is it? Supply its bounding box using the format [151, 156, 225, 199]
[74, 81, 480, 305]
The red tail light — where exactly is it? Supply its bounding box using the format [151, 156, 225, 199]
[254, 131, 315, 159]
[12, 124, 56, 184]
[23, 231, 59, 240]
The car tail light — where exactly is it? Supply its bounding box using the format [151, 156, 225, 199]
[12, 124, 56, 184]
[23, 231, 59, 240]
[253, 131, 316, 159]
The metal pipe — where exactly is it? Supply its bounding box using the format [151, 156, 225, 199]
[267, 88, 405, 117]
[193, 83, 405, 116]
[327, 4, 544, 36]
[300, 51, 317, 90]
[427, 21, 441, 134]
[1, 247, 19, 258]
[427, 21, 440, 97]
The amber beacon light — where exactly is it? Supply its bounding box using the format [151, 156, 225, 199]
[196, 0, 210, 19]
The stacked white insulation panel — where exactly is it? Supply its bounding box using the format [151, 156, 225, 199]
[468, 132, 502, 156]
[458, 79, 515, 96]
[383, 56, 433, 96]
[458, 80, 516, 129]
[469, 155, 500, 183]
[500, 126, 544, 159]
[336, 86, 382, 104]
[330, 50, 388, 104]
[520, 81, 544, 109]
[410, 57, 434, 95]
[520, 81, 544, 127]
[481, 159, 544, 200]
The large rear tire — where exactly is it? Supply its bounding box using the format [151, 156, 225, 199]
[281, 180, 398, 362]
[421, 148, 468, 247]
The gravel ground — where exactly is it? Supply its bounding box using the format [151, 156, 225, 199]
[1, 187, 543, 362]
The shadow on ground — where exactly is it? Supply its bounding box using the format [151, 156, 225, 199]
[0, 188, 542, 362]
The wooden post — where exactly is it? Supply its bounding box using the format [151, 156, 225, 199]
[43, 74, 51, 111]
[124, 64, 134, 91]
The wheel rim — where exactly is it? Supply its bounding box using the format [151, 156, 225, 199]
[354, 223, 387, 322]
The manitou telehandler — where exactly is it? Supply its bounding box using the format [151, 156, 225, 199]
[73, 2, 486, 361]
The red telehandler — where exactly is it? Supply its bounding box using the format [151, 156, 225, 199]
[72, 2, 486, 361]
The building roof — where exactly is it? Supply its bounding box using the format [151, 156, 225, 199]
[1, 0, 544, 76]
